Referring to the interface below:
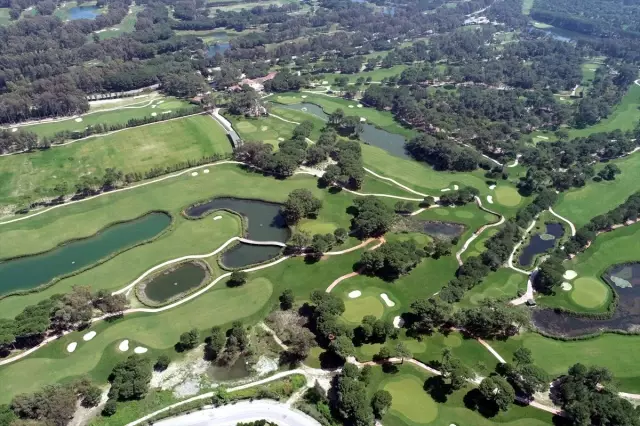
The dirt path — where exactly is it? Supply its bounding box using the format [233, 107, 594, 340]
[455, 196, 505, 266]
[548, 207, 576, 236]
[325, 238, 385, 292]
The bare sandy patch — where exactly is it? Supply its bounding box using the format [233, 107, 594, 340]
[134, 347, 148, 354]
[486, 195, 494, 204]
[393, 316, 405, 328]
[348, 290, 362, 299]
[118, 340, 129, 352]
[203, 169, 210, 174]
[213, 215, 222, 221]
[83, 331, 96, 341]
[561, 282, 572, 291]
[191, 172, 198, 177]
[563, 270, 578, 280]
[380, 293, 395, 307]
[74, 118, 83, 122]
[67, 342, 77, 353]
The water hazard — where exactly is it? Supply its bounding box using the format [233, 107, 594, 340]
[278, 102, 410, 159]
[421, 221, 465, 239]
[184, 197, 289, 268]
[533, 263, 640, 337]
[142, 261, 207, 303]
[67, 5, 101, 20]
[518, 223, 564, 267]
[0, 212, 171, 296]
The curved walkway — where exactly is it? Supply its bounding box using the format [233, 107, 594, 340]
[325, 238, 385, 292]
[507, 219, 536, 275]
[548, 207, 576, 236]
[506, 154, 522, 168]
[362, 168, 433, 199]
[455, 196, 505, 266]
[510, 269, 537, 305]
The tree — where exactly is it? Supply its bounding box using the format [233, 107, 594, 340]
[288, 231, 311, 251]
[333, 228, 349, 244]
[409, 297, 451, 334]
[598, 163, 621, 181]
[178, 329, 200, 351]
[534, 257, 564, 294]
[329, 335, 355, 360]
[375, 346, 392, 361]
[287, 326, 316, 361]
[371, 390, 393, 418]
[352, 197, 396, 238]
[441, 351, 472, 390]
[310, 233, 335, 255]
[81, 385, 103, 408]
[479, 375, 515, 411]
[93, 290, 128, 315]
[513, 347, 533, 367]
[102, 399, 117, 416]
[282, 189, 322, 225]
[154, 355, 171, 372]
[395, 342, 412, 364]
[279, 289, 294, 310]
[206, 326, 227, 361]
[108, 355, 152, 401]
[11, 383, 78, 425]
[228, 271, 248, 287]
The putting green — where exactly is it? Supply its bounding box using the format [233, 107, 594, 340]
[235, 121, 258, 132]
[570, 277, 610, 309]
[343, 296, 385, 323]
[384, 375, 438, 423]
[404, 339, 427, 353]
[443, 333, 462, 347]
[494, 187, 522, 206]
[433, 209, 450, 216]
[454, 210, 474, 219]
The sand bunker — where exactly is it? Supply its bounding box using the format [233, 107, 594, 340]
[486, 195, 494, 204]
[67, 342, 77, 353]
[453, 185, 459, 190]
[563, 270, 578, 280]
[348, 290, 362, 299]
[322, 80, 329, 85]
[561, 282, 572, 291]
[83, 331, 96, 341]
[151, 112, 157, 117]
[151, 105, 157, 109]
[134, 347, 148, 354]
[489, 184, 496, 190]
[393, 316, 405, 328]
[301, 95, 307, 98]
[441, 188, 451, 192]
[360, 117, 366, 122]
[261, 126, 268, 131]
[11, 128, 17, 132]
[213, 215, 222, 221]
[118, 340, 129, 352]
[277, 137, 285, 141]
[380, 293, 395, 307]
[357, 104, 363, 108]
[348, 105, 354, 108]
[203, 169, 210, 174]
[162, 110, 172, 114]
[74, 118, 83, 122]
[191, 172, 198, 177]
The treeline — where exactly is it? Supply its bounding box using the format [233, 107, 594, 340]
[0, 106, 203, 155]
[0, 286, 127, 357]
[564, 191, 640, 255]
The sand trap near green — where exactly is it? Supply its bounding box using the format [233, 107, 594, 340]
[384, 375, 438, 423]
[494, 187, 522, 206]
[570, 277, 610, 309]
[343, 295, 385, 323]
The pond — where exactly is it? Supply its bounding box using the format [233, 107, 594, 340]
[207, 354, 251, 381]
[206, 42, 230, 57]
[0, 212, 171, 296]
[67, 5, 101, 20]
[141, 261, 208, 304]
[518, 222, 564, 267]
[184, 197, 289, 268]
[278, 102, 410, 160]
[533, 263, 640, 337]
[421, 221, 465, 239]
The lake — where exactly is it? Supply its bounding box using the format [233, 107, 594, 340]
[142, 261, 208, 303]
[518, 222, 564, 267]
[67, 5, 100, 20]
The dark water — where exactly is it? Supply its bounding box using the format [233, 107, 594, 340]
[421, 221, 465, 239]
[143, 261, 207, 303]
[207, 354, 251, 381]
[518, 223, 564, 266]
[0, 212, 171, 295]
[184, 197, 289, 267]
[68, 5, 100, 20]
[279, 102, 410, 159]
[206, 42, 230, 57]
[533, 263, 640, 337]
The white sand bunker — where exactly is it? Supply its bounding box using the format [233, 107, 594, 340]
[151, 105, 157, 109]
[162, 110, 172, 114]
[561, 282, 572, 291]
[441, 188, 451, 192]
[301, 95, 307, 98]
[489, 184, 496, 190]
[11, 128, 17, 132]
[191, 172, 198, 177]
[322, 80, 329, 84]
[348, 290, 362, 299]
[563, 270, 578, 280]
[151, 112, 157, 117]
[134, 347, 148, 354]
[393, 316, 405, 329]
[486, 195, 494, 204]
[67, 342, 77, 353]
[203, 169, 210, 174]
[357, 104, 363, 108]
[261, 126, 268, 131]
[118, 340, 129, 352]
[277, 137, 285, 141]
[74, 117, 83, 122]
[380, 293, 395, 307]
[348, 105, 354, 108]
[360, 117, 366, 122]
[453, 185, 459, 190]
[213, 215, 222, 221]
[83, 331, 96, 341]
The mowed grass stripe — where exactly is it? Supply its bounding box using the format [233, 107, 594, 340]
[0, 115, 232, 205]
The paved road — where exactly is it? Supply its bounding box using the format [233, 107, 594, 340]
[154, 400, 320, 426]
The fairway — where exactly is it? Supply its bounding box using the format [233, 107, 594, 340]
[570, 277, 610, 309]
[494, 186, 522, 207]
[0, 115, 232, 206]
[384, 375, 439, 424]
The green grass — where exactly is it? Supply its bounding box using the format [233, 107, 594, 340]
[0, 115, 231, 206]
[569, 277, 610, 308]
[367, 364, 554, 426]
[460, 268, 527, 307]
[335, 276, 401, 324]
[0, 8, 10, 25]
[491, 332, 640, 393]
[522, 0, 533, 14]
[326, 65, 409, 84]
[494, 186, 522, 207]
[554, 152, 640, 227]
[13, 96, 188, 138]
[94, 5, 142, 40]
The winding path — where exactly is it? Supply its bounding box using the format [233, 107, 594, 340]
[548, 207, 576, 237]
[325, 238, 385, 292]
[455, 196, 505, 266]
[507, 219, 536, 275]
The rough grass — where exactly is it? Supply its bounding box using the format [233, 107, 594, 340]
[327, 65, 409, 84]
[0, 115, 232, 206]
[554, 152, 640, 228]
